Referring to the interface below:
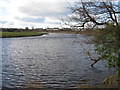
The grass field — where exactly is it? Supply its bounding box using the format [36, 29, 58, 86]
[0, 32, 47, 38]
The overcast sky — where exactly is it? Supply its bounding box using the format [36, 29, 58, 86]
[0, 0, 77, 28]
[0, 0, 117, 29]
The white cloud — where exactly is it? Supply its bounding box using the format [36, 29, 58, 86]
[44, 17, 61, 23]
[19, 0, 67, 17]
[0, 0, 75, 28]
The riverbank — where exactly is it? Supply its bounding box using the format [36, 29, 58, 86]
[0, 29, 99, 38]
[46, 29, 100, 36]
[47, 30, 100, 44]
[75, 29, 119, 88]
[0, 32, 47, 38]
[77, 74, 119, 88]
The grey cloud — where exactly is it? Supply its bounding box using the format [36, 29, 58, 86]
[19, 2, 69, 17]
[8, 22, 14, 25]
[50, 22, 60, 24]
[16, 17, 45, 23]
[0, 20, 8, 24]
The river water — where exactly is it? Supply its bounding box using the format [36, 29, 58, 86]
[1, 33, 115, 88]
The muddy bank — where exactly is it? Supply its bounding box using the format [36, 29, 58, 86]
[77, 74, 119, 88]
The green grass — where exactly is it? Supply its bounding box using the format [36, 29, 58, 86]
[0, 32, 47, 38]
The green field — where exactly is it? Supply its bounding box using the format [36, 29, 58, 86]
[0, 32, 47, 38]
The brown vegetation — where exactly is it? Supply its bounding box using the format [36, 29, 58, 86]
[77, 75, 119, 88]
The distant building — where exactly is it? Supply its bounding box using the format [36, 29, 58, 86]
[46, 28, 53, 31]
[35, 28, 44, 31]
[53, 28, 59, 31]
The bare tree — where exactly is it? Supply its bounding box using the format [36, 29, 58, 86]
[69, 1, 120, 29]
[65, 1, 120, 67]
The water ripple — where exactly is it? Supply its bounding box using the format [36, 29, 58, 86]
[2, 33, 115, 88]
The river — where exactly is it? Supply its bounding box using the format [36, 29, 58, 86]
[1, 33, 115, 88]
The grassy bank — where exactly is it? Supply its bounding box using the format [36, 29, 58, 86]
[0, 32, 47, 38]
[0, 30, 100, 38]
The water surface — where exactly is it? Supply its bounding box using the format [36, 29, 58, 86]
[1, 33, 114, 88]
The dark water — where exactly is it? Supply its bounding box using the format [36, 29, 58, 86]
[1, 33, 115, 88]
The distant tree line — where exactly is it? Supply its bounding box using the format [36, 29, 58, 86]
[1, 27, 81, 32]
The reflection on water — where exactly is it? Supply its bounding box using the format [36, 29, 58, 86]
[1, 33, 115, 88]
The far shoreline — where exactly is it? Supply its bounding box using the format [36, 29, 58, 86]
[0, 32, 48, 38]
[0, 29, 101, 38]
